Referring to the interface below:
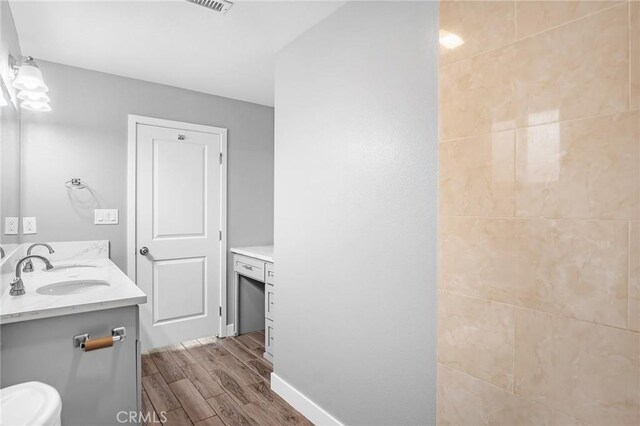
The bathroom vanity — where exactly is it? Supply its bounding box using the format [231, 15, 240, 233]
[0, 241, 146, 426]
[231, 245, 274, 362]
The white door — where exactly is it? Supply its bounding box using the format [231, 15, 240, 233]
[135, 122, 225, 350]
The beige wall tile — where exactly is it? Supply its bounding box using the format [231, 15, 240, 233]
[441, 5, 629, 141]
[440, 1, 515, 67]
[512, 4, 629, 128]
[514, 309, 640, 425]
[438, 292, 514, 391]
[440, 131, 515, 217]
[515, 1, 623, 40]
[630, 221, 640, 331]
[515, 112, 640, 220]
[436, 364, 583, 426]
[632, 1, 640, 110]
[440, 44, 517, 140]
[439, 217, 629, 328]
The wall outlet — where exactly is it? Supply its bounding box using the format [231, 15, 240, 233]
[4, 217, 18, 234]
[94, 209, 119, 225]
[23, 217, 37, 234]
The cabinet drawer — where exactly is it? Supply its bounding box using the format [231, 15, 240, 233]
[265, 284, 275, 321]
[234, 255, 265, 282]
[265, 319, 274, 356]
[265, 263, 275, 285]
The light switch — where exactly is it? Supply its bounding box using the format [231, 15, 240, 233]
[4, 217, 18, 235]
[23, 217, 37, 234]
[94, 209, 119, 225]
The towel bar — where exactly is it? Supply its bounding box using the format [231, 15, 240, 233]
[73, 327, 126, 352]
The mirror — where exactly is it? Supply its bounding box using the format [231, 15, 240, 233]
[1, 0, 23, 261]
[0, 73, 21, 259]
[1, 0, 24, 262]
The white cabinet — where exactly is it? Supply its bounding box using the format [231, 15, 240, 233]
[265, 318, 275, 359]
[265, 284, 275, 321]
[231, 247, 275, 363]
[265, 262, 275, 284]
[235, 255, 266, 282]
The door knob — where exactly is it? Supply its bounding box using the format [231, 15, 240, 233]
[139, 247, 149, 255]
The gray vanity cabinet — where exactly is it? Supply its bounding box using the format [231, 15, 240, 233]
[0, 306, 141, 426]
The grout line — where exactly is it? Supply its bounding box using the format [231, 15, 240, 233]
[440, 215, 637, 222]
[441, 2, 629, 70]
[440, 289, 640, 335]
[438, 364, 586, 423]
[438, 289, 514, 310]
[439, 363, 512, 394]
[513, 1, 629, 43]
[629, 221, 632, 329]
[512, 126, 517, 217]
[218, 336, 270, 385]
[144, 373, 183, 421]
[244, 331, 267, 347]
[439, 108, 640, 145]
[627, 1, 632, 110]
[513, 0, 517, 44]
[511, 307, 516, 394]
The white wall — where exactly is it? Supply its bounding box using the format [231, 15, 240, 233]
[274, 2, 439, 424]
[20, 61, 274, 322]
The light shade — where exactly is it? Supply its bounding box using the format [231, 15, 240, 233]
[439, 30, 464, 49]
[12, 57, 48, 93]
[21, 100, 51, 112]
[18, 90, 50, 103]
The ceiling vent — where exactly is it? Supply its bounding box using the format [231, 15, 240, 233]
[186, 0, 233, 14]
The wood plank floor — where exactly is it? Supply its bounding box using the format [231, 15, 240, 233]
[141, 332, 312, 426]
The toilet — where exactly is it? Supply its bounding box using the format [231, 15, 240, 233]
[0, 382, 62, 426]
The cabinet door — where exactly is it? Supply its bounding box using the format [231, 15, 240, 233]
[0, 307, 140, 426]
[265, 263, 275, 285]
[265, 319, 275, 356]
[265, 284, 275, 321]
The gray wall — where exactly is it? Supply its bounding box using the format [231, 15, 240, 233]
[0, 0, 22, 246]
[273, 2, 439, 424]
[21, 61, 274, 322]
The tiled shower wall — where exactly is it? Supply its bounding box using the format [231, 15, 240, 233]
[437, 1, 639, 424]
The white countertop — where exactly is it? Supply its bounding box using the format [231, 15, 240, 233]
[0, 258, 147, 325]
[230, 245, 274, 263]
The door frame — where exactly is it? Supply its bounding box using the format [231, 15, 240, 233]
[126, 114, 228, 337]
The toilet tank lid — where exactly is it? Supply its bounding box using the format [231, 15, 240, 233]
[0, 381, 62, 426]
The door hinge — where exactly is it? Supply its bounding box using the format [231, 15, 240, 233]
[219, 306, 222, 316]
[219, 152, 223, 164]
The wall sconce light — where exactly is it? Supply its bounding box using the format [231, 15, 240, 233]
[10, 56, 51, 112]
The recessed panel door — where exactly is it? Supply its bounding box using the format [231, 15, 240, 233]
[136, 124, 222, 350]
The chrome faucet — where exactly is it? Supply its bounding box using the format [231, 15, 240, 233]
[11, 255, 54, 296]
[22, 243, 55, 272]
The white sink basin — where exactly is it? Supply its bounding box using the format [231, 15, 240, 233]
[36, 280, 110, 296]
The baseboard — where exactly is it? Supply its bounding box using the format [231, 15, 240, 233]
[271, 373, 343, 426]
[226, 323, 235, 337]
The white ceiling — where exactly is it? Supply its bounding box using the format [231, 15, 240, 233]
[9, 0, 345, 106]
